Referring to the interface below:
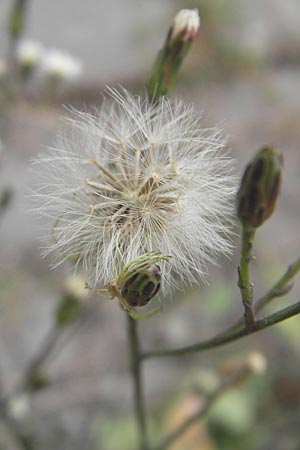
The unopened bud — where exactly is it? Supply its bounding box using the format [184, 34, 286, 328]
[147, 9, 200, 100]
[114, 253, 169, 308]
[119, 253, 167, 307]
[168, 9, 200, 44]
[237, 146, 283, 229]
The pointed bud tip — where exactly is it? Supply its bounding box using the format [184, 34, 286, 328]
[169, 9, 200, 43]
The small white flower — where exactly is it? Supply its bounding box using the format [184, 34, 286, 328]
[16, 39, 44, 67]
[32, 89, 235, 298]
[41, 49, 82, 80]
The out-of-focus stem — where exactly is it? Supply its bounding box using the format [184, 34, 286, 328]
[153, 366, 254, 450]
[8, 0, 29, 45]
[23, 325, 62, 390]
[0, 406, 34, 450]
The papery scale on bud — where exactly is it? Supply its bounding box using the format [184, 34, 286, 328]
[237, 146, 283, 229]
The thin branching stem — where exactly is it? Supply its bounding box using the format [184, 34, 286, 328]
[230, 256, 300, 331]
[142, 301, 300, 360]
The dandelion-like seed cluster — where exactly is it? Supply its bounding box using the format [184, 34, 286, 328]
[33, 89, 235, 300]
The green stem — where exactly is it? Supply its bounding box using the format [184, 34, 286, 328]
[142, 301, 300, 360]
[238, 228, 256, 329]
[127, 315, 149, 450]
[8, 0, 29, 43]
[230, 256, 300, 331]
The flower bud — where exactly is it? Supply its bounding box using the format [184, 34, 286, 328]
[121, 264, 161, 307]
[168, 9, 200, 44]
[117, 253, 169, 308]
[147, 9, 200, 100]
[237, 146, 283, 229]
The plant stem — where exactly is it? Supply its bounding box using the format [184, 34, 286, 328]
[238, 228, 256, 329]
[127, 315, 149, 450]
[230, 256, 300, 331]
[142, 301, 300, 360]
[27, 326, 61, 374]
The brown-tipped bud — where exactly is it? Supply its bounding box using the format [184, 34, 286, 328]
[168, 9, 200, 45]
[237, 146, 283, 229]
[147, 9, 200, 100]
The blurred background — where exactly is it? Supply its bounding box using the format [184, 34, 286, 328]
[0, 1, 300, 449]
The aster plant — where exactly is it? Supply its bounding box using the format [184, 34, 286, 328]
[27, 8, 300, 450]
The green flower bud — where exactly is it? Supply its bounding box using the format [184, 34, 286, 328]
[112, 253, 170, 309]
[121, 264, 161, 307]
[119, 253, 169, 307]
[147, 9, 200, 100]
[237, 146, 283, 229]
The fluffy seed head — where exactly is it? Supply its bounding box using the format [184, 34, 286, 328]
[32, 88, 236, 298]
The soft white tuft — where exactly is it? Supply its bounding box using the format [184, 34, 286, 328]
[32, 89, 236, 297]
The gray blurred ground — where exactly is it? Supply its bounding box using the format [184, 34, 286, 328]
[0, 1, 300, 449]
